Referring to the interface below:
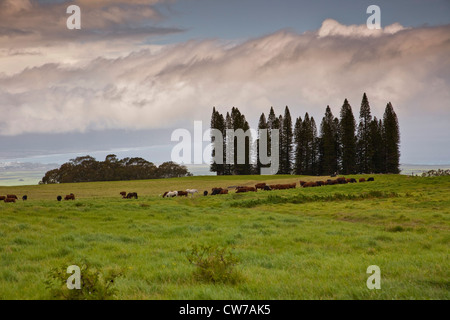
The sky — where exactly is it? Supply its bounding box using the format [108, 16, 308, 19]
[0, 0, 449, 176]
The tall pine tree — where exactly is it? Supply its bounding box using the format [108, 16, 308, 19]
[339, 99, 357, 175]
[293, 116, 303, 175]
[356, 93, 374, 173]
[279, 106, 293, 174]
[383, 102, 400, 173]
[319, 106, 339, 175]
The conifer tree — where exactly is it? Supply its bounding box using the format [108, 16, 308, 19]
[356, 93, 374, 173]
[279, 106, 293, 174]
[293, 116, 303, 175]
[339, 99, 357, 174]
[383, 102, 401, 173]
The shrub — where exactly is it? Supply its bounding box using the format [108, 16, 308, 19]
[44, 263, 124, 300]
[185, 244, 242, 284]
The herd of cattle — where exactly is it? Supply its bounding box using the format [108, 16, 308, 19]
[0, 193, 76, 203]
[159, 177, 375, 198]
[1, 176, 374, 203]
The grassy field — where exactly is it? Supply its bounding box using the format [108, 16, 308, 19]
[0, 174, 448, 299]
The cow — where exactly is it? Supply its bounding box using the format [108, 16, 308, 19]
[255, 183, 266, 190]
[126, 192, 138, 199]
[211, 188, 223, 196]
[120, 191, 127, 198]
[177, 191, 188, 197]
[337, 177, 348, 184]
[165, 191, 178, 198]
[162, 191, 169, 198]
[203, 191, 208, 196]
[316, 181, 324, 187]
[264, 185, 272, 191]
[367, 177, 375, 182]
[325, 179, 338, 185]
[359, 178, 366, 183]
[303, 182, 318, 188]
[186, 189, 199, 197]
[57, 195, 62, 201]
[4, 198, 16, 203]
[219, 189, 229, 195]
[289, 183, 296, 189]
[347, 178, 357, 183]
[7, 194, 18, 200]
[22, 195, 28, 201]
[64, 194, 75, 200]
[236, 186, 257, 193]
[0, 196, 6, 201]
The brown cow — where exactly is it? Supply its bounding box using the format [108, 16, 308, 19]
[219, 189, 229, 195]
[359, 178, 366, 183]
[299, 181, 307, 187]
[120, 191, 127, 198]
[7, 194, 18, 200]
[211, 188, 223, 195]
[255, 183, 266, 190]
[337, 177, 347, 184]
[177, 191, 188, 197]
[236, 186, 256, 193]
[4, 198, 16, 203]
[126, 192, 138, 199]
[303, 182, 318, 188]
[64, 194, 75, 200]
[0, 196, 5, 201]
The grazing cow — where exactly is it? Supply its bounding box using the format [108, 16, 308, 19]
[177, 191, 188, 197]
[4, 198, 16, 203]
[57, 195, 62, 201]
[359, 178, 366, 183]
[255, 183, 266, 190]
[303, 182, 318, 188]
[236, 186, 255, 193]
[316, 181, 324, 187]
[165, 191, 178, 198]
[0, 196, 6, 201]
[22, 195, 28, 201]
[299, 181, 307, 187]
[186, 189, 199, 197]
[162, 191, 169, 198]
[126, 192, 138, 199]
[120, 191, 127, 198]
[347, 178, 357, 183]
[264, 185, 272, 191]
[367, 177, 375, 182]
[64, 194, 75, 200]
[219, 189, 229, 195]
[325, 179, 338, 185]
[289, 183, 296, 189]
[211, 188, 223, 196]
[203, 191, 208, 196]
[337, 177, 348, 184]
[7, 194, 18, 200]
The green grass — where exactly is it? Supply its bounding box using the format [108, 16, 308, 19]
[0, 174, 449, 299]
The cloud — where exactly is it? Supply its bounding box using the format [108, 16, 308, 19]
[0, 0, 181, 48]
[0, 19, 449, 163]
[318, 19, 406, 38]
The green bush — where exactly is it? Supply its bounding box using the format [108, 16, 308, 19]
[44, 263, 124, 300]
[185, 245, 242, 284]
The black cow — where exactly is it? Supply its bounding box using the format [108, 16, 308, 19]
[368, 177, 375, 182]
[57, 195, 62, 201]
[263, 185, 272, 191]
[203, 191, 208, 196]
[22, 195, 28, 201]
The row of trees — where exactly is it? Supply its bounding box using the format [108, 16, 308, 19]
[210, 93, 400, 176]
[40, 155, 192, 184]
